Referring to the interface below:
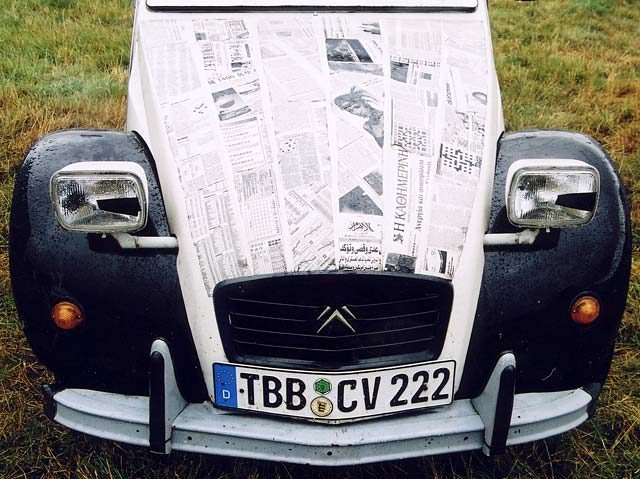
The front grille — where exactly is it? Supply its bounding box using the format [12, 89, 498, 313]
[214, 272, 453, 371]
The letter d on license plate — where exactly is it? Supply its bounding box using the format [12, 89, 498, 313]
[213, 361, 455, 421]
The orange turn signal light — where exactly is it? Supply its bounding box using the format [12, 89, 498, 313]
[51, 301, 84, 330]
[570, 295, 600, 326]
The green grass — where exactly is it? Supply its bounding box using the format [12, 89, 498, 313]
[0, 0, 639, 477]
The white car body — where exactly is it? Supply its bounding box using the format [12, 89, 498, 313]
[10, 0, 631, 466]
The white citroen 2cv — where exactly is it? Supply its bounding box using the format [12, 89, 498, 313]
[10, 0, 630, 465]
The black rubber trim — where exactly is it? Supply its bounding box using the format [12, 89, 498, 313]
[42, 384, 58, 421]
[145, 2, 478, 13]
[583, 382, 603, 418]
[489, 364, 516, 455]
[149, 350, 166, 454]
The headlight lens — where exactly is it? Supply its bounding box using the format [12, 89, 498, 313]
[50, 162, 148, 233]
[506, 160, 599, 228]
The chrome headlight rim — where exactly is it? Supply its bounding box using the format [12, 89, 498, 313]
[50, 161, 149, 234]
[505, 159, 600, 229]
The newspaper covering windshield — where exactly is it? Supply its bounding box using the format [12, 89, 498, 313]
[139, 14, 488, 294]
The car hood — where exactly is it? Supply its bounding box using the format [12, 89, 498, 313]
[132, 6, 498, 295]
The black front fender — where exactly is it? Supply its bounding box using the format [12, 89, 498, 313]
[9, 130, 206, 401]
[458, 130, 631, 399]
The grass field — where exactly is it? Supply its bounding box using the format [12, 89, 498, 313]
[0, 0, 638, 477]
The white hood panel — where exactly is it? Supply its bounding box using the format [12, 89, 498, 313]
[136, 10, 492, 296]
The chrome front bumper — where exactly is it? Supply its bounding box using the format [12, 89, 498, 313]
[46, 340, 594, 466]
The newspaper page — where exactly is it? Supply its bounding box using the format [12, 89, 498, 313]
[140, 20, 253, 295]
[192, 19, 292, 276]
[323, 16, 385, 271]
[139, 13, 490, 291]
[416, 21, 489, 278]
[382, 20, 442, 274]
[257, 16, 335, 271]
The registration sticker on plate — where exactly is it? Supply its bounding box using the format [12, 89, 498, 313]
[213, 361, 455, 421]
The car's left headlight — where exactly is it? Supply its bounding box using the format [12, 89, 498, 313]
[50, 162, 148, 233]
[506, 159, 600, 228]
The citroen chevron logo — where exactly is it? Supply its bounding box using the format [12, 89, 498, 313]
[316, 305, 357, 334]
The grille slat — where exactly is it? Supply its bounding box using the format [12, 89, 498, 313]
[231, 323, 436, 337]
[340, 310, 440, 321]
[230, 310, 440, 334]
[233, 337, 434, 353]
[346, 295, 439, 309]
[230, 312, 309, 324]
[214, 272, 453, 371]
[228, 297, 321, 309]
[234, 326, 433, 351]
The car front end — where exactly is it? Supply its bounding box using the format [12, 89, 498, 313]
[9, 0, 631, 465]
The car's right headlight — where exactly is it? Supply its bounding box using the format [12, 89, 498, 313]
[50, 161, 148, 233]
[506, 159, 600, 228]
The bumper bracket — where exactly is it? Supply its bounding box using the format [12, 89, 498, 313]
[149, 339, 187, 454]
[471, 352, 516, 455]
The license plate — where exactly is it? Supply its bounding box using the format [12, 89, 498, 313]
[213, 360, 455, 421]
